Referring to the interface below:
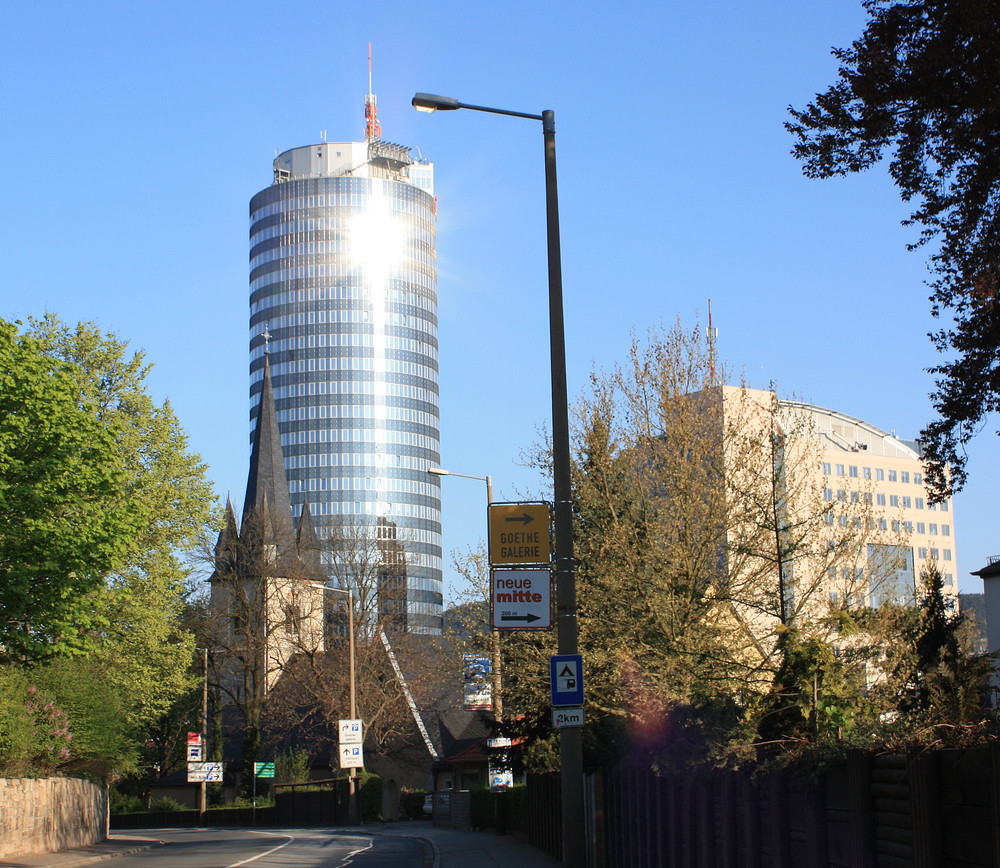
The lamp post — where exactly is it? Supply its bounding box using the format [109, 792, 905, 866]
[427, 466, 501, 721]
[312, 583, 358, 824]
[196, 647, 208, 821]
[414, 93, 583, 868]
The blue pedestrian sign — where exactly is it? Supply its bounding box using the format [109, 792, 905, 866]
[550, 654, 584, 707]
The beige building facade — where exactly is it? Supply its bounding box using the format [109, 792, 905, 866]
[782, 397, 958, 607]
[705, 385, 958, 644]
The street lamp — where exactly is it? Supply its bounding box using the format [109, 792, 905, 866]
[427, 466, 500, 720]
[414, 92, 583, 868]
[195, 647, 209, 821]
[311, 583, 358, 824]
[428, 466, 493, 505]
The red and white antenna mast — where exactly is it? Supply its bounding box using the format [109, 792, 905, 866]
[364, 42, 381, 142]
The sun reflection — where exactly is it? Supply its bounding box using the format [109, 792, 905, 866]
[349, 181, 406, 519]
[348, 183, 405, 291]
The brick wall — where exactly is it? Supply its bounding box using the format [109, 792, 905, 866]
[0, 777, 108, 859]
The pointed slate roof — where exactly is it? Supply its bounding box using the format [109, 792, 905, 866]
[242, 353, 295, 542]
[211, 497, 241, 579]
[297, 500, 323, 573]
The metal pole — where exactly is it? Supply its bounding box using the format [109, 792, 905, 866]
[484, 475, 505, 723]
[347, 587, 359, 825]
[200, 647, 208, 821]
[412, 95, 583, 866]
[542, 109, 584, 868]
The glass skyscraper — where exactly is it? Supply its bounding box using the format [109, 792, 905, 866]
[248, 136, 442, 633]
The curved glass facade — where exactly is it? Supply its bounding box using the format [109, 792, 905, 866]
[249, 144, 442, 633]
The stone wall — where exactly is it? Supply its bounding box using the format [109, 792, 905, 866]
[0, 777, 108, 859]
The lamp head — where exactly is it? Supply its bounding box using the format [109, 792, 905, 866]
[412, 93, 460, 113]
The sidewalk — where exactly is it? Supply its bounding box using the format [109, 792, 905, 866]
[0, 822, 560, 868]
[0, 836, 166, 868]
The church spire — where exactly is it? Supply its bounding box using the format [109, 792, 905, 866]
[242, 352, 295, 544]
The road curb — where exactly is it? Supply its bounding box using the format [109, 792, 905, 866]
[363, 828, 439, 868]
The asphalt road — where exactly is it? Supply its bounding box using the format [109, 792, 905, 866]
[99, 827, 428, 868]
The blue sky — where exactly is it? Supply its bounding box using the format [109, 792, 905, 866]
[2, 0, 995, 598]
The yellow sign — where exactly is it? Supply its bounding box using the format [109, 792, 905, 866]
[488, 502, 552, 566]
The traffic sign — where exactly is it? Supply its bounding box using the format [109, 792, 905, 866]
[464, 680, 492, 711]
[187, 761, 223, 782]
[552, 707, 585, 728]
[187, 732, 203, 745]
[339, 744, 364, 769]
[338, 718, 363, 745]
[550, 654, 584, 707]
[488, 502, 551, 566]
[491, 569, 551, 630]
[254, 762, 275, 778]
[187, 744, 203, 762]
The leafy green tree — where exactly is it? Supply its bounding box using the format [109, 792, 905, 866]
[0, 319, 142, 662]
[909, 562, 992, 725]
[23, 315, 213, 730]
[754, 626, 865, 749]
[786, 0, 1000, 499]
[2, 314, 216, 780]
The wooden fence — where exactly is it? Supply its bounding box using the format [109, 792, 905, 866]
[529, 745, 1000, 867]
[111, 779, 351, 830]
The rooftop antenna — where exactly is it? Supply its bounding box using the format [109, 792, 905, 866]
[707, 298, 719, 383]
[365, 42, 381, 142]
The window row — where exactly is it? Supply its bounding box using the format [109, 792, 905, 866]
[252, 355, 439, 385]
[252, 284, 436, 311]
[251, 186, 434, 223]
[288, 476, 439, 499]
[277, 379, 437, 401]
[251, 217, 434, 247]
[286, 497, 441, 522]
[823, 462, 929, 486]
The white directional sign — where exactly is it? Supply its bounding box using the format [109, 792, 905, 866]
[552, 707, 585, 728]
[339, 744, 364, 769]
[491, 568, 551, 630]
[338, 718, 363, 745]
[187, 761, 224, 782]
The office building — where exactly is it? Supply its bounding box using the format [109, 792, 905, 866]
[248, 104, 442, 633]
[711, 385, 958, 619]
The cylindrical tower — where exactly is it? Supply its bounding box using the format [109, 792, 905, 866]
[249, 139, 441, 633]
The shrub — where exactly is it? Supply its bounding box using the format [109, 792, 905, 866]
[109, 787, 145, 814]
[0, 667, 74, 777]
[148, 796, 185, 812]
[275, 748, 310, 785]
[359, 772, 382, 822]
[399, 789, 426, 820]
[470, 786, 494, 829]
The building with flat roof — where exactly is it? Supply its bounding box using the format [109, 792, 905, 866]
[248, 102, 441, 633]
[784, 397, 958, 605]
[720, 386, 959, 615]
